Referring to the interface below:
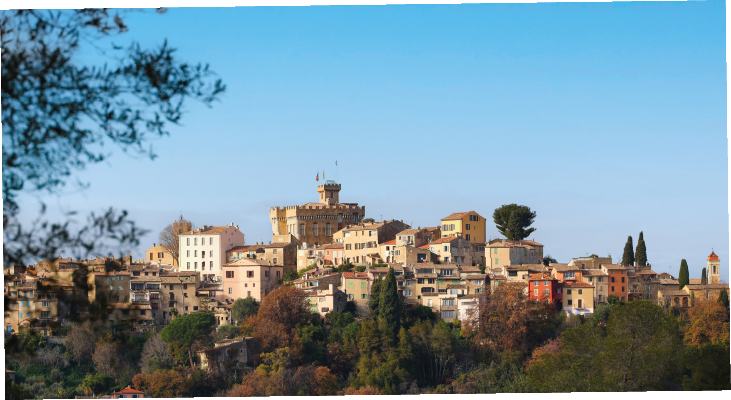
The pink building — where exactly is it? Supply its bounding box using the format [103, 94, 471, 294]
[220, 258, 284, 302]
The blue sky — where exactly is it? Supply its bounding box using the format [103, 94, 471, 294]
[17, 1, 727, 281]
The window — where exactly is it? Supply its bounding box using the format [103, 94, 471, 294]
[247, 271, 254, 278]
[202, 251, 206, 258]
[621, 277, 625, 283]
[41, 311, 50, 318]
[273, 258, 278, 264]
[494, 248, 498, 254]
[622, 286, 625, 292]
[466, 234, 470, 241]
[187, 238, 190, 245]
[194, 238, 197, 245]
[276, 271, 280, 278]
[442, 299, 454, 306]
[566, 289, 572, 295]
[442, 310, 454, 319]
[564, 272, 575, 279]
[194, 262, 197, 269]
[313, 223, 318, 236]
[611, 277, 615, 283]
[194, 250, 198, 257]
[544, 281, 549, 286]
[612, 286, 615, 292]
[557, 288, 562, 293]
[567, 299, 573, 306]
[118, 286, 123, 291]
[543, 289, 549, 296]
[229, 288, 232, 294]
[300, 224, 305, 236]
[443, 246, 448, 252]
[534, 289, 539, 296]
[109, 286, 114, 291]
[226, 271, 234, 278]
[193, 306, 198, 311]
[187, 262, 190, 270]
[326, 224, 332, 236]
[247, 291, 251, 297]
[578, 289, 583, 295]
[466, 224, 470, 230]
[404, 289, 412, 296]
[362, 294, 369, 299]
[210, 238, 213, 245]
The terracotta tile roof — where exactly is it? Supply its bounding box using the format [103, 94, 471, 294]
[429, 236, 458, 245]
[659, 289, 690, 297]
[263, 242, 294, 248]
[659, 279, 680, 285]
[561, 281, 594, 288]
[581, 270, 608, 276]
[638, 270, 657, 275]
[228, 245, 252, 252]
[424, 226, 440, 232]
[418, 244, 430, 250]
[459, 266, 482, 272]
[323, 242, 344, 249]
[181, 226, 232, 236]
[689, 278, 702, 285]
[550, 264, 579, 272]
[685, 283, 730, 290]
[396, 229, 420, 235]
[529, 273, 554, 280]
[161, 277, 197, 284]
[601, 264, 629, 270]
[112, 386, 144, 395]
[465, 274, 487, 279]
[446, 284, 468, 289]
[459, 293, 482, 299]
[380, 239, 396, 245]
[442, 212, 471, 221]
[342, 272, 369, 279]
[343, 222, 385, 232]
[708, 251, 719, 261]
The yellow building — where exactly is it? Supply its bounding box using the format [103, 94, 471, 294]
[440, 211, 486, 244]
[144, 244, 177, 266]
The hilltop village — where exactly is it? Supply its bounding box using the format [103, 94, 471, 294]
[4, 182, 730, 397]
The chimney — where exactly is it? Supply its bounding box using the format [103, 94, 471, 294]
[329, 283, 334, 292]
[153, 243, 156, 247]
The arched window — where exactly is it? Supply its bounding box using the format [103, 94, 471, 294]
[682, 297, 689, 307]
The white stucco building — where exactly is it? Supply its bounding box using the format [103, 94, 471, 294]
[179, 223, 246, 280]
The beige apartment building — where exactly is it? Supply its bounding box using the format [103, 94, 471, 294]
[220, 258, 283, 303]
[581, 269, 610, 305]
[395, 228, 431, 247]
[227, 242, 297, 271]
[305, 284, 348, 318]
[567, 256, 612, 269]
[560, 281, 595, 316]
[341, 272, 370, 304]
[335, 220, 410, 265]
[486, 239, 544, 269]
[440, 211, 486, 243]
[270, 182, 366, 247]
[428, 236, 474, 265]
[160, 271, 201, 322]
[379, 241, 433, 265]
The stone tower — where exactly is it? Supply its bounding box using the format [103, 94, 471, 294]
[707, 250, 720, 284]
[174, 215, 192, 235]
[317, 182, 341, 205]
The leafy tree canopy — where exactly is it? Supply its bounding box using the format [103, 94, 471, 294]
[492, 204, 536, 241]
[231, 297, 259, 324]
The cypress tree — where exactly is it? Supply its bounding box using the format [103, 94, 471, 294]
[718, 289, 729, 308]
[621, 236, 635, 266]
[369, 278, 383, 320]
[379, 268, 402, 335]
[635, 231, 647, 267]
[678, 259, 690, 290]
[701, 268, 708, 285]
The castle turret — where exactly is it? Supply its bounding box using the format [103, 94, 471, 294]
[317, 181, 341, 205]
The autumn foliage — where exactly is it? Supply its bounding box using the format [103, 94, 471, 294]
[246, 285, 312, 353]
[684, 299, 731, 347]
[463, 282, 556, 355]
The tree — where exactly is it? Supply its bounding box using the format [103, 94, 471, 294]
[621, 236, 634, 266]
[463, 283, 555, 356]
[81, 373, 115, 396]
[542, 255, 557, 266]
[379, 268, 403, 334]
[684, 299, 730, 347]
[719, 289, 729, 308]
[6, 372, 35, 400]
[158, 216, 193, 266]
[231, 297, 259, 325]
[368, 278, 383, 320]
[160, 312, 216, 369]
[93, 340, 120, 378]
[493, 204, 536, 241]
[362, 218, 375, 224]
[251, 285, 312, 353]
[635, 231, 647, 267]
[678, 259, 690, 290]
[132, 369, 191, 398]
[282, 269, 299, 281]
[2, 10, 224, 270]
[66, 321, 105, 364]
[701, 267, 708, 285]
[682, 342, 731, 390]
[140, 333, 171, 374]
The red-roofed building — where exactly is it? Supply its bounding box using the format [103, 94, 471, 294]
[708, 250, 721, 284]
[110, 386, 145, 398]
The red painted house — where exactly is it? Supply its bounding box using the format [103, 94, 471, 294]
[110, 386, 145, 399]
[528, 273, 562, 307]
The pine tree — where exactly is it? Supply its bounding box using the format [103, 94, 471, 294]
[701, 268, 708, 285]
[718, 289, 729, 308]
[505, 212, 521, 241]
[379, 268, 402, 335]
[621, 236, 635, 266]
[369, 278, 383, 320]
[635, 231, 647, 267]
[678, 259, 690, 290]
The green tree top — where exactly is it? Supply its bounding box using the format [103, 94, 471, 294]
[492, 204, 536, 241]
[701, 268, 708, 285]
[621, 236, 635, 266]
[635, 231, 647, 267]
[160, 312, 216, 368]
[231, 297, 259, 324]
[678, 259, 690, 290]
[379, 268, 403, 335]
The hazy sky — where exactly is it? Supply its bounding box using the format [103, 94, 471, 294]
[16, 1, 728, 281]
